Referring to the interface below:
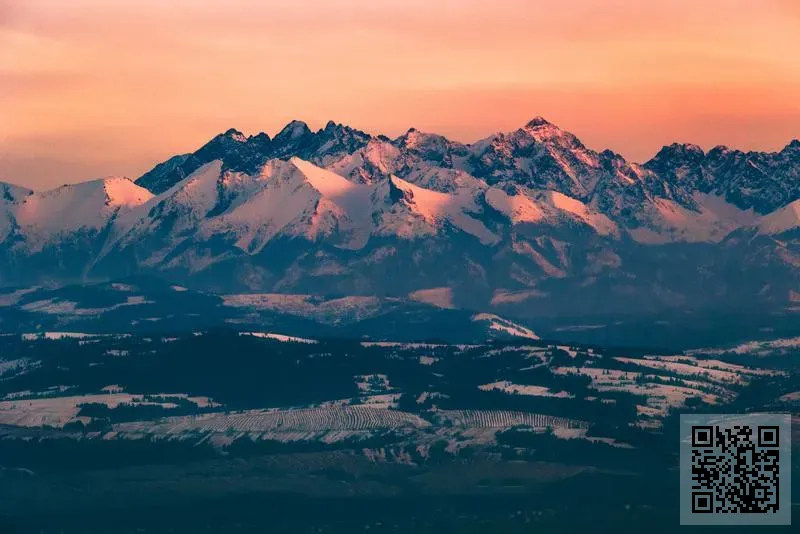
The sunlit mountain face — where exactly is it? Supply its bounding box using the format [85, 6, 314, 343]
[1, 118, 797, 322]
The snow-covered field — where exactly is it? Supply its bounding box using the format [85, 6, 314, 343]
[779, 391, 800, 404]
[355, 374, 392, 394]
[478, 381, 573, 398]
[21, 332, 100, 341]
[612, 356, 761, 385]
[222, 293, 386, 324]
[0, 357, 39, 377]
[692, 336, 800, 357]
[0, 393, 217, 427]
[19, 295, 152, 316]
[436, 409, 587, 430]
[471, 313, 539, 340]
[552, 365, 733, 417]
[360, 341, 477, 350]
[408, 287, 454, 309]
[239, 331, 318, 344]
[115, 405, 430, 436]
[0, 287, 38, 307]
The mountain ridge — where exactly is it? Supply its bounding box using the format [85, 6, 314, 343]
[1, 117, 797, 319]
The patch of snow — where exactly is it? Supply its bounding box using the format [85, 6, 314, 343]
[20, 295, 152, 316]
[0, 392, 213, 428]
[14, 177, 152, 252]
[552, 366, 725, 416]
[22, 332, 98, 340]
[223, 293, 385, 325]
[547, 191, 618, 236]
[478, 381, 573, 398]
[0, 287, 38, 307]
[757, 199, 800, 235]
[629, 194, 758, 244]
[471, 313, 539, 339]
[692, 336, 800, 356]
[408, 287, 454, 309]
[354, 374, 391, 394]
[779, 391, 800, 403]
[490, 289, 547, 305]
[0, 358, 39, 377]
[614, 356, 745, 384]
[389, 175, 500, 245]
[238, 331, 318, 344]
[555, 345, 579, 358]
[485, 187, 545, 224]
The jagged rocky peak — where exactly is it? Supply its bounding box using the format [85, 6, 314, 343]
[200, 128, 248, 150]
[191, 128, 258, 164]
[643, 143, 708, 183]
[782, 139, 800, 153]
[221, 128, 248, 142]
[649, 142, 706, 163]
[599, 148, 622, 160]
[516, 116, 586, 150]
[211, 128, 270, 146]
[525, 115, 553, 128]
[275, 120, 312, 141]
[317, 120, 370, 142]
[399, 127, 443, 143]
[705, 145, 731, 159]
[398, 127, 449, 149]
[394, 128, 465, 167]
[245, 132, 272, 153]
[521, 116, 565, 138]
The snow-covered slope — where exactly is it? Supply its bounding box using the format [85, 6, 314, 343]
[0, 182, 33, 241]
[758, 199, 800, 235]
[627, 193, 760, 244]
[0, 182, 33, 204]
[101, 156, 508, 274]
[485, 185, 618, 236]
[471, 313, 539, 340]
[386, 175, 498, 245]
[11, 177, 152, 252]
[1, 118, 797, 316]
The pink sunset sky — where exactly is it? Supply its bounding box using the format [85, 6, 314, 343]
[1, 0, 799, 190]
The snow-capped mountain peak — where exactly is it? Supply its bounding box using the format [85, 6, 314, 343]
[519, 116, 581, 146]
[0, 182, 33, 203]
[3, 119, 796, 316]
[757, 199, 800, 235]
[782, 139, 800, 154]
[221, 128, 248, 143]
[7, 177, 153, 253]
[275, 120, 312, 141]
[524, 116, 553, 128]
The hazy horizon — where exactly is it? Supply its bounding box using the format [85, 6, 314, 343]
[2, 0, 799, 190]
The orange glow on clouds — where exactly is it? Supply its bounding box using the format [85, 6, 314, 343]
[1, 0, 798, 189]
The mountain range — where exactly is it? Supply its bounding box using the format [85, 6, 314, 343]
[1, 117, 797, 320]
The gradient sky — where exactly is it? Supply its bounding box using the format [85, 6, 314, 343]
[1, 0, 799, 190]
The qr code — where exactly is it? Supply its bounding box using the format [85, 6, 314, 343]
[691, 425, 780, 513]
[680, 414, 791, 526]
